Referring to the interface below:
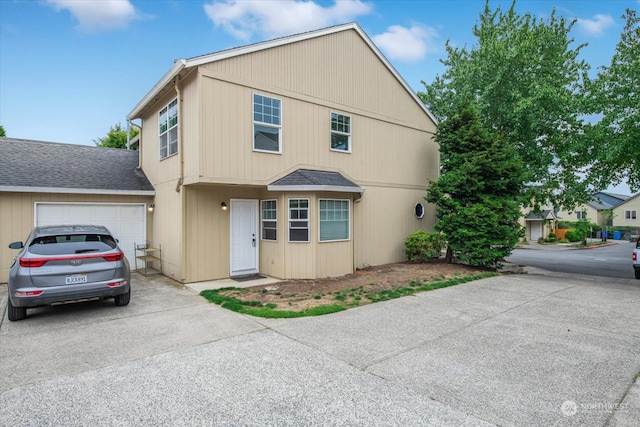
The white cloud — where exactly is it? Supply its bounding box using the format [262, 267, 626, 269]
[47, 0, 139, 31]
[371, 25, 438, 63]
[577, 14, 615, 36]
[203, 0, 372, 40]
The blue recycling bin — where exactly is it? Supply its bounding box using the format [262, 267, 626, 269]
[613, 231, 622, 240]
[602, 231, 608, 240]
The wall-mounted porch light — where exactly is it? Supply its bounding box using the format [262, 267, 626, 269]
[221, 202, 228, 211]
[148, 204, 155, 213]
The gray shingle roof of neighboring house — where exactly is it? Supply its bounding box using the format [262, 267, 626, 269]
[268, 169, 364, 194]
[525, 210, 557, 221]
[588, 191, 630, 210]
[0, 137, 154, 195]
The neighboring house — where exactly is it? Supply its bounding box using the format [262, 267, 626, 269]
[0, 138, 154, 281]
[556, 191, 629, 226]
[521, 208, 558, 241]
[612, 192, 640, 230]
[126, 23, 439, 283]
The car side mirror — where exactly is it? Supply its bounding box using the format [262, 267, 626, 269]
[9, 242, 24, 249]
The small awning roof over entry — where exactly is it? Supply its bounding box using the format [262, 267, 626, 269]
[267, 169, 364, 194]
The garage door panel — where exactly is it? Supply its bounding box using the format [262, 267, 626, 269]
[35, 203, 146, 270]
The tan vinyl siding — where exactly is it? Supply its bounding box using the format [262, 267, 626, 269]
[149, 181, 183, 282]
[200, 30, 427, 125]
[353, 186, 436, 269]
[194, 76, 436, 187]
[613, 195, 640, 229]
[0, 192, 153, 282]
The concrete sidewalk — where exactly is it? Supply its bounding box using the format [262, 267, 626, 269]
[1, 270, 639, 426]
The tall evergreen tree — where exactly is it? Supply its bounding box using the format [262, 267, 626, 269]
[426, 101, 524, 268]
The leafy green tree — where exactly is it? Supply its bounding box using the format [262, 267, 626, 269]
[94, 123, 138, 149]
[0, 125, 6, 137]
[426, 100, 524, 268]
[581, 10, 639, 192]
[419, 0, 590, 209]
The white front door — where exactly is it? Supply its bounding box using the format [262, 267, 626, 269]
[530, 222, 542, 241]
[230, 199, 259, 276]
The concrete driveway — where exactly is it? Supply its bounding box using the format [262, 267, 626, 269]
[1, 270, 638, 426]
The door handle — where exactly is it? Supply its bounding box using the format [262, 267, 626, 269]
[252, 234, 256, 247]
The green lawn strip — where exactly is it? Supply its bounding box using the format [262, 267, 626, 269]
[199, 272, 497, 318]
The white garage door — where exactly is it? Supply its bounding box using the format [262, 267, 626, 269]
[35, 202, 146, 269]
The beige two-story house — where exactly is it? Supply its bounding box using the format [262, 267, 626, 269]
[127, 23, 439, 283]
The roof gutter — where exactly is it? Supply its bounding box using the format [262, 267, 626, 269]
[127, 59, 187, 120]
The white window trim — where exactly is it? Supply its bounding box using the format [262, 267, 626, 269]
[318, 198, 351, 242]
[288, 198, 310, 243]
[253, 93, 282, 154]
[329, 111, 352, 153]
[625, 210, 637, 220]
[159, 98, 178, 160]
[261, 199, 277, 241]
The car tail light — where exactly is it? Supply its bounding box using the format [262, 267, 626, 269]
[103, 252, 124, 262]
[15, 290, 44, 297]
[107, 281, 126, 287]
[19, 258, 48, 268]
[634, 253, 637, 261]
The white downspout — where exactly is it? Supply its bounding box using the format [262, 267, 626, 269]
[128, 120, 142, 167]
[174, 78, 184, 192]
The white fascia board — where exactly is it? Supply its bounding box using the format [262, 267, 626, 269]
[127, 59, 187, 120]
[267, 185, 364, 194]
[0, 186, 155, 196]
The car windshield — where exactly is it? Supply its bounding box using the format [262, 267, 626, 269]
[28, 234, 117, 255]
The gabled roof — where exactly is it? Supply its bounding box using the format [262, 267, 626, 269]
[590, 191, 630, 209]
[611, 191, 640, 209]
[0, 138, 155, 195]
[524, 210, 557, 221]
[268, 169, 364, 194]
[127, 22, 436, 124]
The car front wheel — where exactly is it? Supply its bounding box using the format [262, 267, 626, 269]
[7, 298, 27, 321]
[114, 288, 131, 306]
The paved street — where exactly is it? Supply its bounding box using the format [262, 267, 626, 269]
[507, 241, 635, 279]
[1, 270, 639, 426]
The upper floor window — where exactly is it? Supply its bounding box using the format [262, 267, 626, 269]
[159, 98, 178, 159]
[576, 210, 587, 220]
[253, 94, 281, 153]
[319, 199, 350, 242]
[330, 112, 351, 152]
[261, 200, 277, 241]
[625, 210, 637, 220]
[288, 199, 309, 242]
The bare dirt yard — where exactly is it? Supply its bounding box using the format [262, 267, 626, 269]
[212, 261, 492, 312]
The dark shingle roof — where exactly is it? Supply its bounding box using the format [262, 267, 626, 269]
[0, 137, 154, 194]
[268, 169, 364, 193]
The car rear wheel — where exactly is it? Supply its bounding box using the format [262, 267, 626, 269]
[114, 289, 131, 306]
[7, 298, 27, 321]
[635, 269, 640, 280]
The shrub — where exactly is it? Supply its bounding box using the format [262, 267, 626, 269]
[404, 230, 444, 261]
[564, 229, 582, 242]
[548, 232, 556, 240]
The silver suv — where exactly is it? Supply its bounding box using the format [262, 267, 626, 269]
[634, 239, 640, 280]
[7, 225, 131, 321]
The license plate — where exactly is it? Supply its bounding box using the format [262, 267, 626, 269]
[65, 274, 87, 285]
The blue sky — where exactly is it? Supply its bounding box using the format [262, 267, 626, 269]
[1, 0, 637, 193]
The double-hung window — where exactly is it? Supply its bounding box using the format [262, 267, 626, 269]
[625, 210, 637, 220]
[253, 94, 281, 153]
[261, 200, 277, 241]
[319, 199, 350, 241]
[159, 98, 178, 159]
[330, 112, 351, 152]
[576, 210, 587, 220]
[288, 199, 309, 242]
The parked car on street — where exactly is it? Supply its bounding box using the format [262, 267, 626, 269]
[633, 239, 640, 279]
[7, 225, 131, 321]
